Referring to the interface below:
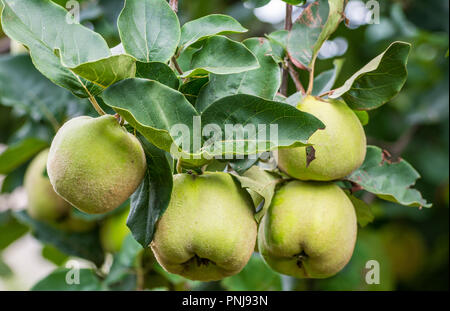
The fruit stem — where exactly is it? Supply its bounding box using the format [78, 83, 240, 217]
[169, 0, 178, 12]
[88, 95, 107, 116]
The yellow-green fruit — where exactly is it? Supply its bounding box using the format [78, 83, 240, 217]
[100, 208, 131, 253]
[47, 115, 146, 214]
[258, 181, 357, 279]
[151, 172, 257, 281]
[277, 96, 366, 181]
[24, 149, 71, 221]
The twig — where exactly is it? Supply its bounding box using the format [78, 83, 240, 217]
[169, 0, 178, 12]
[280, 4, 293, 96]
[172, 56, 184, 75]
[288, 61, 306, 94]
[284, 4, 293, 31]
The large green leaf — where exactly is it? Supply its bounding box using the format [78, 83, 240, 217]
[0, 55, 88, 124]
[117, 0, 180, 63]
[200, 94, 325, 157]
[0, 138, 48, 175]
[181, 36, 260, 78]
[101, 78, 199, 153]
[180, 14, 247, 50]
[70, 54, 137, 90]
[31, 268, 104, 291]
[0, 0, 110, 97]
[196, 38, 281, 112]
[329, 41, 411, 110]
[136, 62, 180, 89]
[14, 211, 105, 266]
[128, 137, 173, 248]
[103, 80, 324, 162]
[287, 0, 344, 69]
[346, 146, 431, 208]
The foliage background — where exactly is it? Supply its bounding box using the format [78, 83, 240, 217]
[0, 0, 448, 290]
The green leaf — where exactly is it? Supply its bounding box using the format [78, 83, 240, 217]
[0, 138, 48, 175]
[231, 166, 280, 221]
[346, 146, 431, 208]
[200, 94, 325, 157]
[104, 235, 142, 289]
[179, 77, 209, 104]
[181, 36, 260, 78]
[180, 14, 247, 49]
[42, 245, 69, 266]
[266, 30, 288, 63]
[0, 210, 29, 250]
[128, 137, 173, 248]
[14, 211, 105, 266]
[282, 0, 306, 5]
[345, 192, 374, 227]
[31, 268, 104, 291]
[329, 41, 411, 110]
[243, 0, 271, 8]
[222, 253, 282, 290]
[117, 0, 180, 63]
[229, 157, 259, 175]
[136, 62, 180, 89]
[312, 58, 344, 96]
[353, 110, 370, 126]
[196, 37, 281, 112]
[70, 54, 137, 90]
[288, 0, 344, 69]
[0, 0, 110, 97]
[0, 54, 89, 122]
[102, 78, 199, 153]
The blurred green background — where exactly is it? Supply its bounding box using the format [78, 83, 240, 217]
[0, 0, 448, 291]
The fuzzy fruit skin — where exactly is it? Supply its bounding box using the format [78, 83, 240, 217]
[100, 208, 131, 253]
[24, 149, 71, 221]
[258, 180, 357, 279]
[151, 172, 257, 281]
[47, 115, 146, 214]
[277, 96, 366, 181]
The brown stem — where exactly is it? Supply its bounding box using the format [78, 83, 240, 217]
[284, 4, 293, 31]
[280, 4, 293, 96]
[169, 0, 178, 12]
[172, 56, 183, 75]
[288, 62, 306, 94]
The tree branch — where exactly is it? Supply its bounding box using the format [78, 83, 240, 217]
[280, 4, 293, 96]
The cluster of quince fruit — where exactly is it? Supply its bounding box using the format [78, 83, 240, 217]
[25, 94, 366, 281]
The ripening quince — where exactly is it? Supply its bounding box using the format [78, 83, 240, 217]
[47, 115, 146, 214]
[24, 148, 71, 221]
[151, 172, 257, 281]
[258, 180, 357, 279]
[277, 96, 366, 181]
